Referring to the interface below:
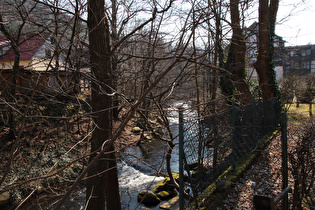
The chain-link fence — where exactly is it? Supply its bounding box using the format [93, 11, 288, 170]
[178, 98, 288, 209]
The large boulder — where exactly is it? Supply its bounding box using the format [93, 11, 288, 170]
[153, 173, 179, 193]
[137, 190, 161, 206]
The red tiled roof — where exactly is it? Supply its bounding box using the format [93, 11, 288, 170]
[0, 33, 51, 61]
[0, 40, 9, 45]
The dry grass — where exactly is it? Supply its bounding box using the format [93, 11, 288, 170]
[286, 103, 314, 125]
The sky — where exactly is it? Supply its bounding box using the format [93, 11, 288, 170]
[276, 0, 315, 46]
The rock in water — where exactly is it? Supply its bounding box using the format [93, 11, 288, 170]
[137, 190, 161, 206]
[153, 172, 180, 193]
[156, 190, 177, 200]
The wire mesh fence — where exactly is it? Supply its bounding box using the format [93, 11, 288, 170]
[178, 98, 287, 209]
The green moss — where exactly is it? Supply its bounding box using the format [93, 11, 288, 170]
[156, 190, 176, 200]
[171, 172, 180, 180]
[154, 173, 179, 193]
[188, 166, 232, 209]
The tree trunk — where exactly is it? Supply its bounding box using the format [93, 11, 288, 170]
[86, 0, 121, 208]
[228, 0, 252, 105]
[254, 0, 279, 101]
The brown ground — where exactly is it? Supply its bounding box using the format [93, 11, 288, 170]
[0, 110, 142, 208]
[218, 122, 312, 209]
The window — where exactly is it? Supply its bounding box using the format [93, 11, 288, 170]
[302, 50, 306, 56]
[50, 36, 55, 45]
[302, 61, 310, 69]
[45, 49, 51, 58]
[48, 76, 58, 87]
[0, 41, 10, 56]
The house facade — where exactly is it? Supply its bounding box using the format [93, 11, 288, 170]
[282, 44, 315, 77]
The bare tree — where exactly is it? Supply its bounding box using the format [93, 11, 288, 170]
[295, 74, 315, 120]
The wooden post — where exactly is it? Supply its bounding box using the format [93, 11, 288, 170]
[254, 187, 291, 210]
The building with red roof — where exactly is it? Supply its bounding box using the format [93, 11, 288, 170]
[0, 33, 74, 94]
[0, 33, 64, 71]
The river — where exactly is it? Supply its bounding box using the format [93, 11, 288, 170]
[45, 101, 191, 210]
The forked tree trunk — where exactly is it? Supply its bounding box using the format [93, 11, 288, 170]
[254, 0, 279, 101]
[86, 0, 121, 209]
[228, 0, 253, 105]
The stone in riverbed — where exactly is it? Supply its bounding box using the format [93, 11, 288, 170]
[137, 190, 161, 206]
[132, 127, 142, 134]
[0, 192, 10, 206]
[156, 190, 177, 200]
[143, 133, 153, 140]
[36, 185, 43, 194]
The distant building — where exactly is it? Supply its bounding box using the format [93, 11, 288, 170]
[245, 22, 285, 81]
[0, 33, 65, 71]
[245, 22, 315, 80]
[282, 44, 315, 77]
[0, 33, 75, 94]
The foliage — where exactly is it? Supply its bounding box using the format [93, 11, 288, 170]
[247, 77, 260, 100]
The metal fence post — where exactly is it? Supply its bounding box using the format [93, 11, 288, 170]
[271, 98, 276, 129]
[281, 112, 288, 209]
[178, 107, 184, 210]
[252, 98, 257, 147]
[231, 100, 237, 168]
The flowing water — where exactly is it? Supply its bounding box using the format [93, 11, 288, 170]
[44, 101, 192, 209]
[117, 101, 189, 209]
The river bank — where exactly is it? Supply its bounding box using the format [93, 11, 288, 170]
[0, 99, 192, 209]
[0, 111, 157, 209]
